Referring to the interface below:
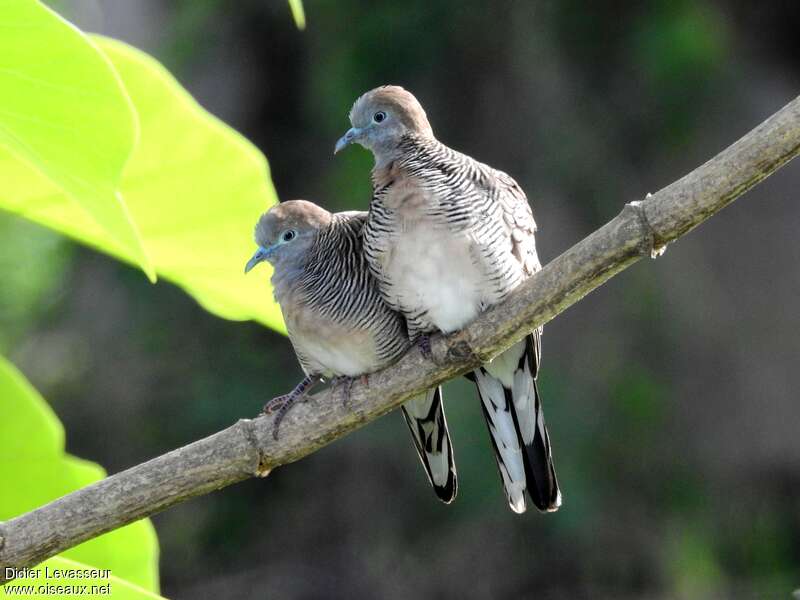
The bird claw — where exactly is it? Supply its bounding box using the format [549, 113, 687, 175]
[262, 394, 289, 415]
[260, 374, 320, 440]
[330, 374, 370, 407]
[336, 376, 353, 407]
[262, 393, 305, 440]
[417, 334, 433, 360]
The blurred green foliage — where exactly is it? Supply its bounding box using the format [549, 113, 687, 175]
[0, 356, 162, 595]
[0, 2, 295, 595]
[0, 0, 151, 279]
[0, 1, 284, 333]
[631, 2, 727, 145]
[0, 214, 70, 352]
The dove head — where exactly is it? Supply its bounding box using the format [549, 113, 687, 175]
[245, 200, 332, 277]
[335, 85, 433, 165]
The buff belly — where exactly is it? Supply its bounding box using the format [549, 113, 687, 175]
[383, 219, 484, 334]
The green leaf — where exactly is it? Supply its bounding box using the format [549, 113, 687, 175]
[0, 354, 63, 457]
[0, 4, 285, 332]
[0, 212, 70, 352]
[0, 357, 161, 593]
[288, 0, 306, 30]
[0, 0, 154, 281]
[95, 36, 284, 331]
[7, 556, 166, 599]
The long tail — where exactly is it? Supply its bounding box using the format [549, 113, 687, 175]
[401, 386, 458, 503]
[471, 331, 560, 513]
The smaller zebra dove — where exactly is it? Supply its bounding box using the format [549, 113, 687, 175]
[245, 200, 457, 503]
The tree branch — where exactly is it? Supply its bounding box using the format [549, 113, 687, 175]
[1, 95, 799, 581]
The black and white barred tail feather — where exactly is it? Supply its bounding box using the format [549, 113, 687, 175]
[472, 332, 560, 513]
[401, 386, 457, 503]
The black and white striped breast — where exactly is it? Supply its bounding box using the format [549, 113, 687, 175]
[289, 213, 409, 377]
[364, 135, 537, 337]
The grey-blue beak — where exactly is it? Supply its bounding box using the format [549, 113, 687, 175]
[334, 127, 362, 154]
[244, 246, 271, 274]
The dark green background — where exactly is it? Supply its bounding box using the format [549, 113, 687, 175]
[3, 1, 799, 598]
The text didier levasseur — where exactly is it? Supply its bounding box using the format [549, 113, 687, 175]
[5, 567, 112, 579]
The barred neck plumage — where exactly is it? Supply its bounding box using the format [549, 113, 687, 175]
[417, 134, 493, 179]
[299, 214, 367, 314]
[370, 132, 500, 232]
[294, 213, 407, 363]
[396, 132, 440, 157]
[372, 133, 489, 189]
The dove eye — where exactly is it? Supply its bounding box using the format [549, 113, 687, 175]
[373, 111, 387, 123]
[281, 230, 297, 242]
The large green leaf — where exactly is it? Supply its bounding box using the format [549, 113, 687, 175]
[0, 2, 284, 332]
[0, 357, 161, 593]
[0, 0, 153, 281]
[96, 37, 284, 331]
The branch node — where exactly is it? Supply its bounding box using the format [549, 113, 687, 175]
[628, 194, 668, 258]
[237, 419, 271, 478]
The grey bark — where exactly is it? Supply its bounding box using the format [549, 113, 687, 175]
[1, 95, 799, 582]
